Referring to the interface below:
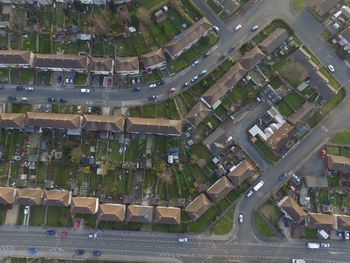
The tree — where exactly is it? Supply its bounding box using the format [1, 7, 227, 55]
[70, 146, 83, 164]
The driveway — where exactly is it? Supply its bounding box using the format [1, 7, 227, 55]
[4, 204, 19, 225]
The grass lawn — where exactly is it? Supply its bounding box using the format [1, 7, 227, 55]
[76, 214, 97, 228]
[330, 130, 350, 145]
[21, 69, 34, 84]
[29, 206, 45, 226]
[328, 175, 340, 187]
[216, 198, 231, 211]
[210, 216, 233, 235]
[190, 144, 212, 162]
[75, 73, 87, 85]
[277, 100, 294, 117]
[317, 189, 328, 204]
[39, 10, 53, 30]
[187, 214, 210, 233]
[153, 224, 185, 233]
[226, 189, 239, 203]
[47, 207, 72, 227]
[260, 201, 281, 224]
[37, 71, 51, 85]
[38, 34, 51, 54]
[65, 42, 77, 54]
[269, 76, 284, 89]
[11, 103, 32, 113]
[284, 92, 304, 110]
[0, 68, 9, 81]
[253, 137, 278, 163]
[37, 163, 47, 183]
[293, 0, 304, 11]
[327, 145, 340, 155]
[22, 34, 37, 51]
[304, 228, 317, 239]
[254, 212, 277, 237]
[125, 137, 146, 162]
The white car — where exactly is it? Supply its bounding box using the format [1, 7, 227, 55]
[24, 205, 30, 215]
[192, 60, 199, 67]
[191, 76, 198, 82]
[212, 25, 220, 32]
[21, 97, 28, 102]
[149, 83, 157, 89]
[238, 214, 243, 224]
[25, 86, 34, 91]
[234, 24, 242, 31]
[178, 237, 188, 243]
[246, 190, 254, 198]
[327, 64, 335, 72]
[321, 243, 330, 248]
[80, 88, 90, 93]
[88, 233, 97, 239]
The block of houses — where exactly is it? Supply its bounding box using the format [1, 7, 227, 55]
[327, 154, 350, 173]
[165, 17, 213, 60]
[115, 56, 139, 75]
[277, 196, 307, 224]
[201, 62, 247, 109]
[126, 117, 182, 136]
[206, 176, 234, 202]
[16, 188, 44, 206]
[33, 54, 88, 72]
[43, 190, 72, 207]
[239, 46, 266, 71]
[126, 205, 153, 224]
[226, 159, 255, 186]
[185, 102, 212, 127]
[140, 49, 166, 71]
[81, 114, 124, 133]
[305, 213, 336, 231]
[0, 187, 17, 205]
[0, 50, 34, 68]
[286, 101, 314, 126]
[70, 197, 99, 215]
[337, 215, 350, 231]
[25, 112, 81, 133]
[98, 203, 126, 222]
[266, 122, 295, 151]
[154, 206, 181, 224]
[89, 57, 114, 75]
[308, 0, 341, 17]
[259, 28, 289, 55]
[185, 193, 211, 220]
[0, 113, 26, 129]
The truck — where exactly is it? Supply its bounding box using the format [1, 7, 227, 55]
[253, 180, 264, 192]
[307, 242, 320, 249]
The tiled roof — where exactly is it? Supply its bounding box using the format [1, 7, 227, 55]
[126, 205, 153, 224]
[0, 113, 26, 128]
[278, 196, 306, 224]
[337, 215, 350, 231]
[16, 188, 44, 206]
[306, 213, 336, 230]
[89, 57, 114, 73]
[240, 46, 266, 71]
[154, 206, 181, 225]
[0, 187, 17, 205]
[140, 49, 166, 69]
[308, 0, 341, 17]
[25, 112, 81, 129]
[185, 102, 212, 127]
[99, 203, 126, 222]
[227, 160, 255, 186]
[185, 193, 211, 220]
[0, 50, 33, 65]
[259, 28, 288, 55]
[327, 155, 350, 173]
[70, 197, 99, 215]
[81, 114, 124, 133]
[115, 56, 139, 72]
[33, 54, 88, 70]
[43, 190, 71, 207]
[206, 176, 234, 201]
[266, 123, 295, 151]
[126, 117, 182, 136]
[287, 101, 314, 126]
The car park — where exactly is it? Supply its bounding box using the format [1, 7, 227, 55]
[27, 248, 39, 254]
[327, 64, 335, 72]
[25, 86, 34, 91]
[251, 25, 259, 32]
[46, 229, 56, 236]
[92, 250, 102, 256]
[178, 237, 188, 243]
[8, 96, 16, 101]
[75, 250, 85, 255]
[148, 95, 157, 101]
[192, 60, 199, 67]
[59, 98, 67, 103]
[149, 83, 157, 89]
[48, 97, 57, 102]
[234, 24, 242, 31]
[80, 88, 90, 93]
[168, 87, 176, 94]
[238, 214, 243, 224]
[321, 243, 330, 248]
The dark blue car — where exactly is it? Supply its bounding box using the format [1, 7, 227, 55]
[46, 229, 56, 236]
[92, 250, 102, 256]
[75, 249, 85, 255]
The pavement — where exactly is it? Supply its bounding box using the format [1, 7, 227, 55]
[2, 0, 350, 262]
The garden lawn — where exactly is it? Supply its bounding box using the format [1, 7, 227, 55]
[284, 92, 304, 110]
[330, 130, 350, 145]
[260, 201, 281, 224]
[253, 138, 278, 163]
[304, 228, 317, 239]
[47, 207, 72, 227]
[29, 206, 45, 226]
[254, 212, 277, 237]
[277, 100, 294, 117]
[210, 216, 233, 235]
[320, 67, 341, 91]
[39, 34, 51, 54]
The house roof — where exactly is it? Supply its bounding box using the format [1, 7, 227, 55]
[185, 193, 211, 220]
[240, 46, 266, 71]
[115, 56, 139, 72]
[43, 190, 71, 207]
[81, 114, 124, 132]
[185, 102, 212, 127]
[287, 101, 314, 126]
[337, 215, 350, 231]
[201, 62, 247, 106]
[25, 112, 81, 129]
[140, 49, 166, 69]
[266, 123, 295, 151]
[70, 197, 99, 215]
[33, 54, 88, 70]
[89, 57, 114, 72]
[277, 196, 306, 224]
[259, 28, 289, 55]
[327, 154, 350, 173]
[0, 187, 16, 205]
[0, 113, 26, 128]
[207, 176, 234, 201]
[227, 160, 255, 186]
[165, 17, 213, 58]
[307, 213, 336, 230]
[16, 188, 44, 206]
[308, 0, 341, 17]
[340, 26, 350, 43]
[99, 203, 126, 222]
[154, 206, 181, 225]
[126, 117, 182, 136]
[126, 205, 153, 224]
[0, 50, 33, 65]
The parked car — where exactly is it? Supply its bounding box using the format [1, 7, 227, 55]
[168, 87, 176, 94]
[246, 190, 254, 198]
[291, 173, 301, 185]
[132, 87, 141, 92]
[321, 243, 330, 248]
[182, 82, 189, 88]
[7, 96, 16, 101]
[191, 76, 198, 83]
[192, 60, 199, 67]
[234, 24, 242, 31]
[46, 229, 56, 236]
[16, 85, 23, 91]
[345, 231, 350, 240]
[88, 233, 97, 239]
[327, 64, 335, 72]
[59, 98, 67, 103]
[75, 250, 85, 255]
[218, 55, 226, 61]
[212, 25, 220, 32]
[149, 83, 157, 89]
[92, 250, 102, 256]
[27, 248, 39, 254]
[178, 237, 188, 243]
[24, 205, 30, 215]
[148, 95, 157, 101]
[278, 173, 286, 181]
[228, 47, 235, 53]
[48, 97, 57, 102]
[238, 214, 243, 224]
[251, 25, 259, 32]
[198, 69, 207, 77]
[25, 86, 34, 91]
[283, 217, 290, 227]
[80, 88, 90, 93]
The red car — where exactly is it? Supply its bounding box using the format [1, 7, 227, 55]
[56, 231, 68, 237]
[320, 149, 327, 159]
[168, 87, 176, 94]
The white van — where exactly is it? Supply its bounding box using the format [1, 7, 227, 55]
[318, 229, 329, 239]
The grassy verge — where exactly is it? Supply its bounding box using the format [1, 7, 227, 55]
[293, 0, 304, 11]
[304, 228, 317, 239]
[210, 216, 233, 235]
[253, 137, 278, 163]
[330, 130, 350, 145]
[319, 67, 341, 91]
[254, 212, 277, 237]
